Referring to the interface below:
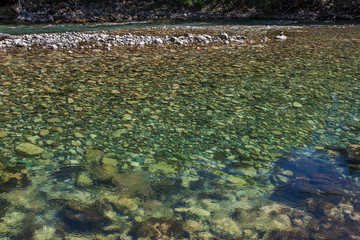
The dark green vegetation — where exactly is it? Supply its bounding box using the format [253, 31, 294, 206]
[27, 0, 360, 17]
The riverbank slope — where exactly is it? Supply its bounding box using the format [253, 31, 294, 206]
[1, 0, 360, 23]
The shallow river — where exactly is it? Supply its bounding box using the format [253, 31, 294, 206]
[0, 23, 360, 239]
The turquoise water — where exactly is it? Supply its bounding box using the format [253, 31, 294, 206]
[0, 24, 360, 239]
[1, 19, 358, 35]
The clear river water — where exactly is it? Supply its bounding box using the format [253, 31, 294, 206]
[0, 21, 360, 239]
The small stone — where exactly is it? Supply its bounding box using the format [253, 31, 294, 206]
[74, 106, 83, 112]
[130, 161, 140, 167]
[154, 38, 163, 44]
[133, 93, 146, 100]
[16, 143, 44, 156]
[27, 135, 40, 143]
[272, 131, 283, 136]
[0, 129, 8, 138]
[77, 174, 93, 187]
[74, 132, 84, 138]
[85, 148, 105, 163]
[111, 90, 121, 94]
[41, 152, 54, 159]
[49, 127, 63, 133]
[49, 44, 58, 50]
[172, 84, 180, 90]
[67, 98, 74, 103]
[71, 140, 81, 146]
[112, 129, 126, 138]
[293, 102, 303, 108]
[276, 175, 289, 184]
[47, 118, 61, 123]
[176, 128, 186, 133]
[39, 130, 49, 137]
[122, 114, 132, 121]
[282, 170, 294, 176]
[218, 33, 229, 40]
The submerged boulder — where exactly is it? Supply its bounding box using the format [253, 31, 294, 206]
[84, 148, 105, 164]
[61, 202, 110, 232]
[347, 144, 360, 162]
[15, 143, 44, 156]
[129, 218, 186, 239]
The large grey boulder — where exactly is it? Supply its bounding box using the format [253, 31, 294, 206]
[0, 33, 12, 41]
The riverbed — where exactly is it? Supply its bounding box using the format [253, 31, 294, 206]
[0, 23, 360, 239]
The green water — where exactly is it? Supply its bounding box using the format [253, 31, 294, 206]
[0, 20, 355, 35]
[0, 24, 360, 239]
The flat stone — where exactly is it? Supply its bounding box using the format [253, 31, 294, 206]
[77, 174, 93, 187]
[122, 114, 132, 121]
[74, 106, 83, 111]
[112, 129, 126, 138]
[272, 131, 283, 136]
[293, 102, 303, 108]
[71, 140, 82, 146]
[176, 128, 186, 133]
[74, 132, 84, 138]
[47, 118, 61, 123]
[0, 129, 8, 138]
[50, 127, 63, 133]
[39, 130, 49, 137]
[111, 90, 121, 94]
[133, 93, 146, 100]
[16, 143, 44, 156]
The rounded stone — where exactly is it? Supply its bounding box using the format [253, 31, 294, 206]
[16, 143, 44, 156]
[122, 114, 132, 121]
[39, 130, 49, 137]
[0, 129, 8, 138]
[293, 102, 303, 108]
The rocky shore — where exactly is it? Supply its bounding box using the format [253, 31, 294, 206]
[0, 31, 253, 50]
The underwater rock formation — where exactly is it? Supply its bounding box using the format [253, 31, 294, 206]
[60, 201, 111, 232]
[347, 144, 360, 162]
[0, 165, 31, 192]
[129, 218, 186, 239]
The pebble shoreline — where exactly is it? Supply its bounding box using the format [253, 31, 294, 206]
[0, 31, 249, 50]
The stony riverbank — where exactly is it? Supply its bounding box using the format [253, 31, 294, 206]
[0, 30, 264, 50]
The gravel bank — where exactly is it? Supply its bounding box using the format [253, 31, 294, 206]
[0, 31, 252, 50]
